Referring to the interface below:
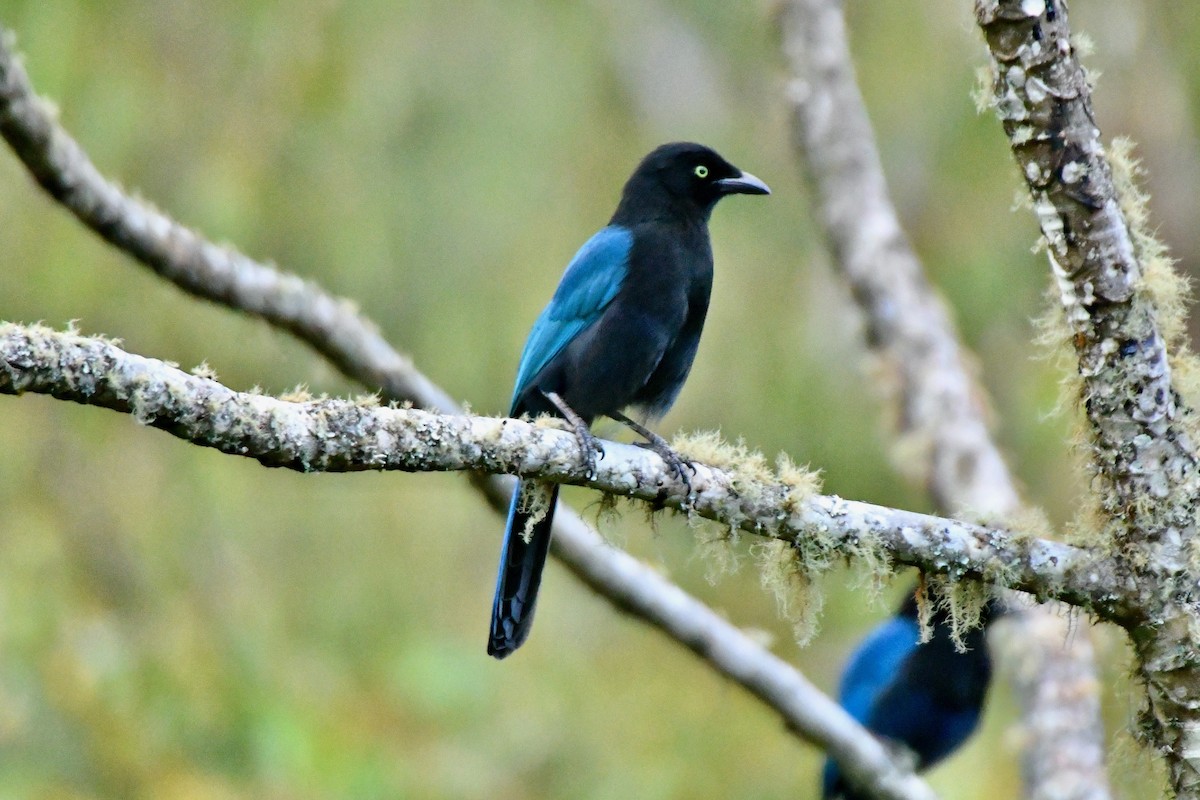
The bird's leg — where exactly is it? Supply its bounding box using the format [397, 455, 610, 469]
[609, 410, 695, 497]
[542, 391, 604, 479]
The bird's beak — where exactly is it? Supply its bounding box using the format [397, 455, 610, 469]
[716, 171, 770, 196]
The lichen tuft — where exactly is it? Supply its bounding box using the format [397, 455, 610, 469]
[775, 452, 823, 514]
[673, 429, 774, 485]
[190, 361, 219, 381]
[971, 66, 995, 114]
[1070, 33, 1095, 59]
[844, 528, 891, 604]
[515, 482, 554, 544]
[693, 524, 741, 584]
[925, 575, 990, 652]
[1111, 139, 1192, 352]
[755, 539, 824, 646]
[279, 385, 314, 403]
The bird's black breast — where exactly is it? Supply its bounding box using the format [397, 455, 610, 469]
[621, 220, 713, 415]
[529, 220, 712, 421]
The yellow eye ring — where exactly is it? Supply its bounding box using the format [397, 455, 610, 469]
[694, 165, 709, 179]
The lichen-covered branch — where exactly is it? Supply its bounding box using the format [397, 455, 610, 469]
[0, 27, 456, 414]
[0, 322, 1133, 621]
[976, 0, 1200, 573]
[976, 1, 1200, 795]
[779, 1, 1112, 797]
[779, 0, 1016, 516]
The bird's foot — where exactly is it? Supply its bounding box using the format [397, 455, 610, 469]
[635, 437, 695, 497]
[543, 391, 604, 479]
[569, 424, 605, 481]
[610, 411, 696, 502]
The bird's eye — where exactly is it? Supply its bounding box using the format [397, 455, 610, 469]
[694, 165, 709, 179]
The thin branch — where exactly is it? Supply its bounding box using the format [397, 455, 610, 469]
[542, 498, 939, 800]
[780, 1, 1015, 516]
[0, 26, 938, 799]
[976, 0, 1200, 795]
[778, 1, 1112, 797]
[0, 29, 456, 415]
[0, 322, 1133, 622]
[999, 608, 1110, 800]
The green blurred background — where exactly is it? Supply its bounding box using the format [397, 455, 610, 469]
[0, 0, 1194, 797]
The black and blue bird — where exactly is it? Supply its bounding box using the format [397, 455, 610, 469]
[487, 142, 770, 659]
[822, 590, 1002, 799]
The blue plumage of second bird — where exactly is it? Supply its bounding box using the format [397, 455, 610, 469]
[836, 614, 923, 725]
[487, 142, 769, 659]
[821, 591, 1000, 799]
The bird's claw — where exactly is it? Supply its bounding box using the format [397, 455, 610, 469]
[542, 390, 604, 480]
[576, 428, 605, 480]
[634, 439, 696, 505]
[610, 410, 696, 508]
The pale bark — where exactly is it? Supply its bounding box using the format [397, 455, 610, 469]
[779, 1, 1113, 797]
[977, 0, 1200, 795]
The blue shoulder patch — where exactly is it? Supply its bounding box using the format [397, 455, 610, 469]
[837, 615, 920, 724]
[511, 226, 633, 410]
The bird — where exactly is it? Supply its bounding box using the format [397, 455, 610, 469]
[822, 589, 1002, 799]
[487, 142, 770, 659]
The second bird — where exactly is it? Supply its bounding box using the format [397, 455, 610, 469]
[488, 142, 770, 659]
[822, 590, 1002, 800]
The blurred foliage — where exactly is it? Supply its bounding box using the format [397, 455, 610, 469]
[0, 0, 1194, 797]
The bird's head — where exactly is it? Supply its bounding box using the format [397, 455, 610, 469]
[614, 142, 770, 223]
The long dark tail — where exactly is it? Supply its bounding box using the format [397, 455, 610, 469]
[487, 480, 559, 658]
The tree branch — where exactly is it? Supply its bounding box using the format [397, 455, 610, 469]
[778, 1, 1113, 797]
[542, 500, 940, 800]
[0, 322, 1133, 622]
[0, 28, 456, 414]
[999, 608, 1110, 800]
[976, 0, 1200, 795]
[779, 0, 1015, 515]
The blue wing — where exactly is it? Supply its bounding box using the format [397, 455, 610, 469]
[511, 226, 633, 410]
[824, 614, 922, 798]
[837, 615, 921, 724]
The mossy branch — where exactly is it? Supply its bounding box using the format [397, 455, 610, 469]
[977, 0, 1200, 795]
[977, 0, 1200, 568]
[779, 1, 1112, 796]
[0, 28, 457, 415]
[1, 322, 1132, 622]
